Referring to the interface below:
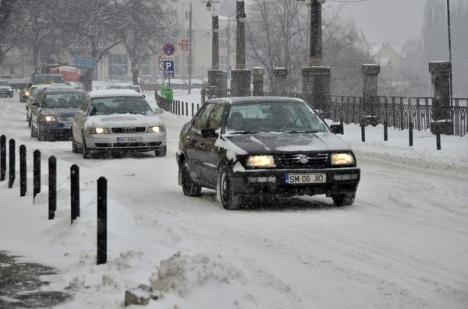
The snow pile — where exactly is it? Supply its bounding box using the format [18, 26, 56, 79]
[149, 252, 257, 308]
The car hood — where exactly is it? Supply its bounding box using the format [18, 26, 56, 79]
[40, 108, 79, 118]
[86, 113, 163, 127]
[222, 132, 351, 154]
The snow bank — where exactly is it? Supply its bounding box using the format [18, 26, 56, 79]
[149, 252, 257, 309]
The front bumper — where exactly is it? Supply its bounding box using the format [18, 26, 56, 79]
[40, 121, 72, 140]
[230, 167, 360, 197]
[86, 133, 167, 152]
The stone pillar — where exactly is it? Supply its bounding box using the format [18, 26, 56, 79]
[211, 15, 219, 70]
[272, 67, 288, 96]
[252, 67, 264, 96]
[362, 64, 380, 118]
[309, 0, 323, 66]
[302, 66, 330, 115]
[429, 61, 453, 135]
[231, 69, 251, 97]
[236, 1, 247, 70]
[208, 70, 227, 98]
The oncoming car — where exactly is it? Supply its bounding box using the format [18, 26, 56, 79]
[71, 90, 167, 158]
[30, 88, 86, 141]
[0, 80, 13, 98]
[177, 97, 360, 210]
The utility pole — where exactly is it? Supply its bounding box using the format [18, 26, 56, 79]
[188, 1, 193, 94]
[446, 0, 453, 105]
[226, 17, 231, 77]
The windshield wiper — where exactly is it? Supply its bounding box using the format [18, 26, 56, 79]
[284, 130, 320, 134]
[229, 130, 258, 134]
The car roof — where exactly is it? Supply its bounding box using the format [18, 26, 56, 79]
[88, 89, 144, 98]
[39, 88, 86, 94]
[206, 96, 306, 105]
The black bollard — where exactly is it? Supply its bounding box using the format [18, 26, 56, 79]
[48, 156, 56, 220]
[361, 125, 365, 142]
[97, 177, 107, 265]
[33, 150, 41, 200]
[409, 122, 414, 147]
[8, 139, 15, 188]
[181, 101, 184, 116]
[0, 135, 5, 181]
[70, 164, 80, 224]
[19, 145, 26, 196]
[339, 118, 344, 135]
[436, 132, 441, 150]
[384, 120, 388, 141]
[192, 103, 194, 117]
[186, 102, 188, 116]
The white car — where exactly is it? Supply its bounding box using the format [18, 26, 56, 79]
[71, 89, 167, 158]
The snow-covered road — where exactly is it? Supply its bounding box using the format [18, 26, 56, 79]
[0, 92, 467, 308]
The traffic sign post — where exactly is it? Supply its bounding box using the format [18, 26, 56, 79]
[163, 60, 175, 78]
[163, 43, 175, 56]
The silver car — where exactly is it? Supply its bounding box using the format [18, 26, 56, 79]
[71, 89, 167, 158]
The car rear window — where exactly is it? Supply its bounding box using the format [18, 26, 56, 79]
[43, 93, 86, 108]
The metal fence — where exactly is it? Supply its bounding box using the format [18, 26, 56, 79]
[285, 93, 467, 136]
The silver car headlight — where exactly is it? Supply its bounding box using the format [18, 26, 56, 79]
[88, 127, 110, 134]
[147, 126, 165, 133]
[42, 115, 57, 122]
[246, 155, 276, 168]
[331, 153, 355, 166]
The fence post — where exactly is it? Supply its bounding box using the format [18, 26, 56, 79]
[181, 101, 184, 116]
[71, 164, 80, 224]
[48, 156, 56, 220]
[97, 176, 107, 265]
[384, 120, 388, 141]
[20, 145, 26, 197]
[436, 132, 441, 150]
[339, 117, 344, 135]
[197, 104, 200, 112]
[409, 122, 414, 147]
[186, 102, 188, 116]
[0, 135, 5, 181]
[192, 103, 194, 117]
[361, 124, 365, 142]
[33, 150, 41, 200]
[8, 139, 15, 188]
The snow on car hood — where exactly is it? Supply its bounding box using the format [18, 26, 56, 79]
[222, 131, 352, 153]
[86, 113, 163, 127]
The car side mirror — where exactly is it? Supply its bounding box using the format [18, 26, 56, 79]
[201, 128, 218, 138]
[329, 123, 343, 135]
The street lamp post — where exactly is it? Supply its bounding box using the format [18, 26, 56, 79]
[446, 0, 453, 105]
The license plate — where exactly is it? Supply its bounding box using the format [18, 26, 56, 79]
[117, 136, 143, 143]
[285, 173, 326, 184]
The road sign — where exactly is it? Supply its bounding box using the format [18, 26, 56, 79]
[163, 43, 175, 56]
[72, 56, 95, 69]
[163, 60, 175, 78]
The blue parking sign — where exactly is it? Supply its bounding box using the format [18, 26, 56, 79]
[163, 60, 175, 77]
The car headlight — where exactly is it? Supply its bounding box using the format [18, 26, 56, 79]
[331, 153, 355, 166]
[42, 115, 57, 122]
[148, 126, 165, 133]
[246, 155, 276, 168]
[88, 127, 110, 134]
[25, 91, 31, 96]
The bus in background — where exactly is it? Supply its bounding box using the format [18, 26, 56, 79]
[49, 66, 82, 89]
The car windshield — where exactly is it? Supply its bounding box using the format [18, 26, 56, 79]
[42, 93, 86, 108]
[89, 96, 152, 115]
[32, 74, 64, 84]
[225, 101, 328, 133]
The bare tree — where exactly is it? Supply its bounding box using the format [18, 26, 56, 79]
[113, 0, 172, 85]
[0, 0, 20, 67]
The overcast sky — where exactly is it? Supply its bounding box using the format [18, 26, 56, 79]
[328, 0, 426, 51]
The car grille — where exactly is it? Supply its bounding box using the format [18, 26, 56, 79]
[111, 127, 146, 134]
[275, 152, 329, 169]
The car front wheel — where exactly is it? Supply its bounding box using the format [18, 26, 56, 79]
[332, 191, 356, 206]
[82, 135, 91, 159]
[218, 166, 242, 210]
[181, 163, 201, 197]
